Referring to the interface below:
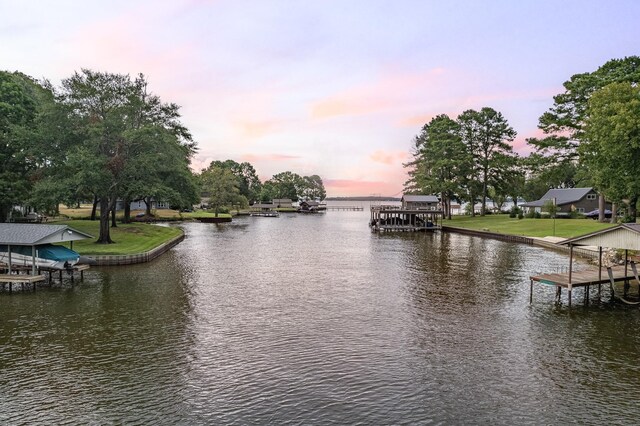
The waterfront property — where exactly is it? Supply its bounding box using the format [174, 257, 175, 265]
[521, 187, 609, 215]
[0, 223, 92, 291]
[249, 203, 279, 217]
[530, 223, 640, 306]
[370, 195, 442, 232]
[272, 198, 293, 209]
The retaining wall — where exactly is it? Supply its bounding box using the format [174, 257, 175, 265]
[442, 225, 599, 259]
[90, 233, 185, 266]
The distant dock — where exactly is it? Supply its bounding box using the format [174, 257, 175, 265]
[326, 206, 363, 211]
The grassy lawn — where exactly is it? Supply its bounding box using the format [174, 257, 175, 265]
[58, 205, 236, 220]
[446, 214, 617, 238]
[55, 220, 183, 255]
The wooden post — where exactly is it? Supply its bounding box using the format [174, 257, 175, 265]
[31, 245, 36, 276]
[624, 249, 629, 297]
[598, 246, 602, 299]
[530, 279, 533, 303]
[7, 244, 11, 274]
[568, 244, 574, 307]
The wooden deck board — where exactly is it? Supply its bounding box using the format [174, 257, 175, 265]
[531, 265, 634, 289]
[0, 274, 46, 283]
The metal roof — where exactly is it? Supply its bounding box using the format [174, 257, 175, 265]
[521, 188, 593, 207]
[562, 224, 640, 250]
[0, 223, 93, 246]
[402, 195, 439, 203]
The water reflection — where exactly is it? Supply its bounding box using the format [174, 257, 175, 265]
[2, 213, 640, 424]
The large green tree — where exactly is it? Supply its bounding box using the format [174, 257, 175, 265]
[582, 82, 640, 220]
[405, 114, 470, 219]
[200, 165, 239, 216]
[527, 56, 640, 220]
[458, 108, 516, 216]
[0, 71, 61, 221]
[209, 159, 262, 203]
[57, 70, 195, 242]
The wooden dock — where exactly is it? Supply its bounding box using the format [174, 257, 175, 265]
[370, 205, 442, 232]
[530, 265, 638, 306]
[0, 263, 90, 292]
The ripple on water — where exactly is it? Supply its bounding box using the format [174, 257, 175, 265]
[2, 211, 640, 424]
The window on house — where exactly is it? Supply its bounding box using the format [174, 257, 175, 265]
[586, 194, 596, 200]
[577, 208, 585, 213]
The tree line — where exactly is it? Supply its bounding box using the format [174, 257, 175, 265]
[1, 69, 326, 241]
[199, 160, 326, 216]
[406, 56, 640, 223]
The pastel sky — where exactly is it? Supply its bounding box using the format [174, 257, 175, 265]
[1, 1, 639, 196]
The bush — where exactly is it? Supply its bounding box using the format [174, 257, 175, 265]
[525, 209, 536, 219]
[622, 215, 635, 223]
[534, 211, 541, 219]
[517, 212, 524, 220]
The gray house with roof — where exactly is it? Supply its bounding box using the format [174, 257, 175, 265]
[521, 188, 610, 215]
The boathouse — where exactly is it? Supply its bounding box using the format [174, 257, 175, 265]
[272, 199, 293, 209]
[530, 223, 640, 306]
[370, 194, 442, 232]
[0, 223, 93, 291]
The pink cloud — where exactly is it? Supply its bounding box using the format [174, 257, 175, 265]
[310, 67, 447, 120]
[512, 127, 546, 155]
[369, 150, 410, 165]
[241, 153, 302, 162]
[235, 119, 283, 138]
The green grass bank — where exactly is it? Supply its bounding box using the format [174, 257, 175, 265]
[446, 214, 616, 238]
[56, 220, 183, 256]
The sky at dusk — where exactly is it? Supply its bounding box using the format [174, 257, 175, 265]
[1, 0, 639, 196]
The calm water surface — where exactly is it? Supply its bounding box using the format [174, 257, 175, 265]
[2, 207, 640, 424]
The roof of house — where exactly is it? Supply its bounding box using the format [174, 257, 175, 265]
[402, 195, 439, 203]
[521, 188, 594, 208]
[562, 223, 640, 250]
[0, 224, 93, 246]
[272, 199, 292, 203]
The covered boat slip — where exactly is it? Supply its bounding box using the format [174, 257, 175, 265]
[530, 224, 640, 307]
[0, 223, 92, 291]
[370, 205, 442, 232]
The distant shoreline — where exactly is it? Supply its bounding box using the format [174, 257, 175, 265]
[325, 196, 400, 202]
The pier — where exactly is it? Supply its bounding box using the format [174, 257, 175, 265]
[530, 224, 640, 307]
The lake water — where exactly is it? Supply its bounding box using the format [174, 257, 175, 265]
[2, 206, 640, 424]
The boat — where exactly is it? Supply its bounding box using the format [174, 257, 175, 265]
[0, 244, 80, 270]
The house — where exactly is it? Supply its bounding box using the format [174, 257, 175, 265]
[272, 199, 293, 208]
[401, 195, 440, 210]
[520, 188, 610, 215]
[115, 199, 170, 211]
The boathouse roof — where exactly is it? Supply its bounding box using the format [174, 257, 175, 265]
[521, 188, 593, 208]
[0, 224, 93, 246]
[402, 195, 439, 203]
[561, 223, 640, 250]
